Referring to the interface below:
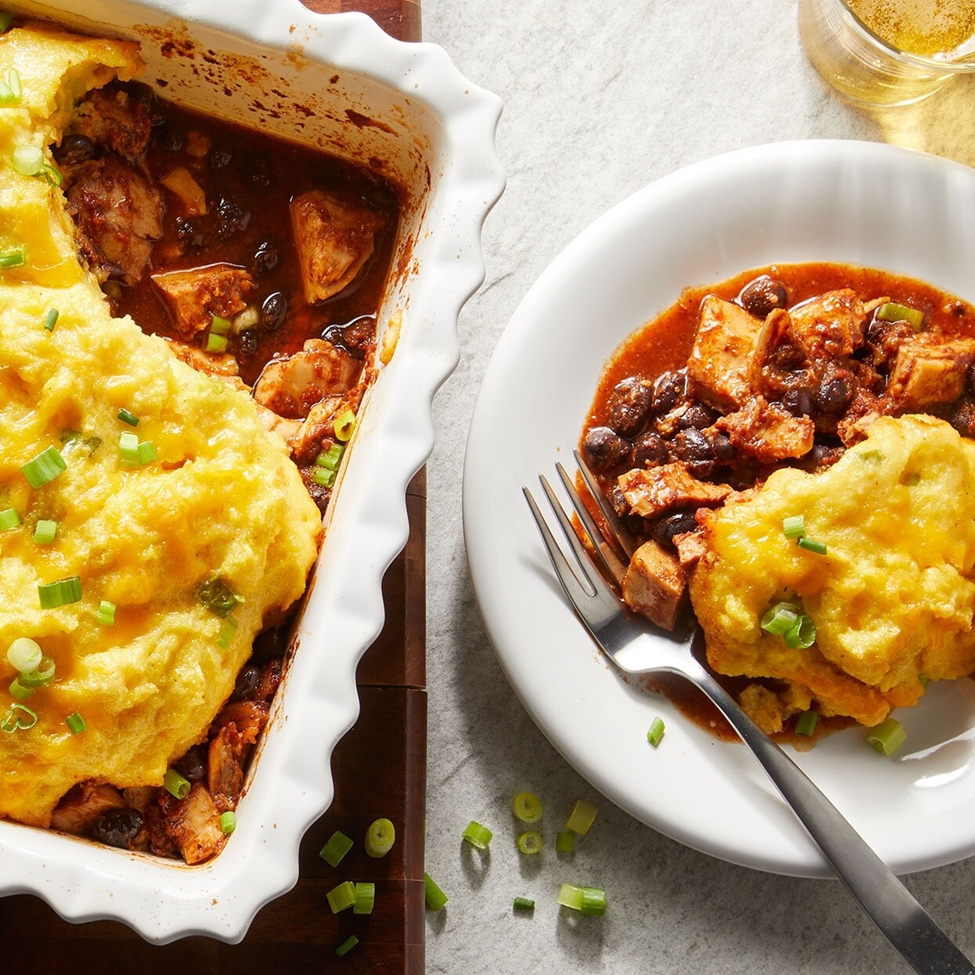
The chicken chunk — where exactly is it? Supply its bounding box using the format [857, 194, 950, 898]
[64, 155, 163, 284]
[67, 85, 153, 159]
[622, 539, 686, 630]
[290, 189, 385, 303]
[886, 336, 975, 411]
[253, 339, 361, 420]
[788, 289, 867, 360]
[152, 263, 255, 335]
[748, 308, 813, 399]
[157, 784, 227, 865]
[50, 782, 125, 835]
[618, 463, 731, 519]
[686, 296, 760, 410]
[712, 397, 814, 463]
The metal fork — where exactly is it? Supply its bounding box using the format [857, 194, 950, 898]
[524, 450, 975, 975]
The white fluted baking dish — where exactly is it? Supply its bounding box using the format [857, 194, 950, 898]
[0, 0, 503, 943]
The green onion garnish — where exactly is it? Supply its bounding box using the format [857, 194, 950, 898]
[19, 656, 55, 687]
[334, 935, 359, 958]
[876, 301, 925, 330]
[565, 799, 598, 836]
[219, 811, 236, 834]
[513, 896, 535, 912]
[558, 883, 584, 911]
[919, 674, 930, 688]
[365, 817, 395, 858]
[782, 514, 805, 540]
[12, 144, 42, 176]
[0, 245, 25, 268]
[43, 308, 58, 332]
[0, 507, 20, 531]
[511, 791, 543, 824]
[8, 68, 20, 99]
[137, 441, 157, 465]
[197, 577, 242, 618]
[205, 332, 228, 354]
[117, 408, 139, 427]
[33, 519, 57, 545]
[316, 442, 345, 471]
[9, 678, 31, 701]
[38, 576, 81, 609]
[320, 830, 354, 867]
[119, 431, 140, 466]
[647, 716, 665, 747]
[353, 881, 375, 915]
[312, 467, 336, 488]
[516, 830, 543, 855]
[326, 880, 357, 914]
[21, 445, 66, 488]
[0, 79, 12, 103]
[424, 872, 448, 911]
[0, 12, 13, 32]
[217, 615, 238, 649]
[783, 614, 817, 650]
[97, 600, 116, 626]
[334, 409, 356, 442]
[7, 637, 41, 673]
[866, 717, 907, 756]
[795, 710, 819, 737]
[797, 537, 827, 555]
[65, 712, 87, 735]
[581, 887, 607, 916]
[210, 315, 231, 336]
[1, 703, 37, 733]
[555, 830, 575, 853]
[760, 602, 800, 636]
[462, 820, 493, 850]
[163, 768, 191, 800]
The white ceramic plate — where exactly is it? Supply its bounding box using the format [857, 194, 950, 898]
[464, 140, 975, 879]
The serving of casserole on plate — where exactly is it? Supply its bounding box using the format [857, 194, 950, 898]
[0, 0, 503, 944]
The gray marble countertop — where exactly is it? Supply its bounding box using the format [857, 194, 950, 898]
[420, 1, 975, 971]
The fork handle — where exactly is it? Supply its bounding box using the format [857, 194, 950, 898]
[696, 672, 974, 975]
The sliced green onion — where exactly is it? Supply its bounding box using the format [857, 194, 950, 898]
[117, 408, 139, 427]
[43, 308, 58, 332]
[647, 716, 665, 748]
[326, 880, 357, 914]
[335, 935, 359, 958]
[334, 409, 356, 442]
[424, 872, 448, 911]
[365, 817, 395, 858]
[558, 883, 585, 911]
[316, 442, 345, 471]
[513, 896, 535, 912]
[795, 710, 819, 737]
[217, 615, 238, 649]
[517, 830, 543, 855]
[219, 811, 236, 834]
[0, 245, 25, 268]
[163, 768, 191, 799]
[0, 507, 20, 531]
[197, 577, 242, 617]
[0, 12, 13, 33]
[565, 799, 598, 836]
[41, 163, 62, 187]
[97, 600, 116, 626]
[33, 519, 57, 545]
[797, 537, 828, 555]
[876, 301, 925, 330]
[760, 602, 800, 636]
[21, 445, 66, 487]
[580, 887, 607, 916]
[312, 466, 336, 488]
[1, 702, 37, 733]
[919, 674, 930, 688]
[319, 830, 354, 867]
[65, 712, 87, 735]
[556, 830, 575, 853]
[353, 881, 375, 915]
[38, 576, 81, 609]
[0, 79, 12, 103]
[867, 717, 907, 756]
[18, 656, 55, 687]
[119, 431, 140, 466]
[210, 315, 231, 336]
[462, 820, 493, 850]
[7, 68, 20, 99]
[783, 614, 817, 650]
[9, 678, 31, 701]
[7, 637, 41, 673]
[12, 144, 42, 175]
[206, 332, 228, 354]
[137, 441, 157, 465]
[782, 514, 805, 540]
[511, 791, 543, 824]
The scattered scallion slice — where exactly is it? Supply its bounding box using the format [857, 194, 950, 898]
[7, 68, 20, 99]
[320, 830, 354, 867]
[197, 577, 242, 618]
[219, 811, 236, 834]
[1, 702, 37, 733]
[210, 315, 231, 336]
[580, 887, 607, 916]
[335, 935, 359, 958]
[797, 537, 827, 555]
[7, 637, 41, 673]
[65, 712, 87, 735]
[119, 431, 141, 467]
[97, 600, 116, 626]
[513, 896, 535, 912]
[312, 467, 336, 488]
[37, 576, 81, 609]
[558, 883, 584, 911]
[353, 881, 375, 915]
[117, 408, 139, 427]
[565, 799, 598, 836]
[0, 244, 25, 268]
[782, 514, 805, 540]
[462, 820, 492, 850]
[316, 442, 344, 471]
[206, 332, 228, 354]
[0, 507, 20, 531]
[517, 830, 543, 855]
[0, 78, 12, 103]
[555, 830, 575, 853]
[0, 12, 12, 33]
[760, 602, 800, 636]
[43, 308, 58, 332]
[876, 301, 925, 330]
[163, 768, 191, 799]
[365, 817, 395, 858]
[511, 791, 543, 824]
[424, 872, 448, 911]
[21, 445, 66, 488]
[9, 678, 31, 701]
[795, 710, 819, 737]
[12, 144, 42, 175]
[326, 880, 357, 914]
[18, 656, 55, 687]
[33, 519, 57, 545]
[646, 716, 665, 748]
[866, 717, 907, 757]
[137, 441, 157, 465]
[217, 615, 238, 649]
[334, 409, 356, 442]
[783, 614, 817, 650]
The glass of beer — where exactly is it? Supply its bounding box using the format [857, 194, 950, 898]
[799, 0, 975, 105]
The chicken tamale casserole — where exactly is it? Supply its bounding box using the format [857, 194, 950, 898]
[0, 19, 398, 861]
[581, 264, 975, 748]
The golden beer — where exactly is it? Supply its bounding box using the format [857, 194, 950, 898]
[847, 0, 975, 58]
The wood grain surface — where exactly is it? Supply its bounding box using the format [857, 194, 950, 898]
[2, 4, 427, 972]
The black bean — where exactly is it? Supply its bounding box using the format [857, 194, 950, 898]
[676, 402, 717, 430]
[815, 375, 853, 413]
[951, 401, 975, 438]
[802, 443, 844, 471]
[780, 388, 812, 417]
[652, 370, 685, 415]
[175, 217, 204, 251]
[156, 121, 184, 151]
[91, 807, 144, 850]
[671, 428, 714, 464]
[343, 318, 375, 358]
[253, 240, 279, 277]
[582, 426, 631, 473]
[609, 484, 630, 519]
[605, 377, 653, 437]
[231, 664, 261, 702]
[216, 195, 251, 240]
[651, 511, 698, 549]
[261, 292, 288, 331]
[238, 328, 259, 357]
[709, 430, 735, 463]
[210, 144, 233, 169]
[175, 746, 208, 782]
[322, 324, 344, 346]
[632, 432, 668, 468]
[739, 275, 788, 318]
[967, 363, 975, 397]
[55, 133, 95, 164]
